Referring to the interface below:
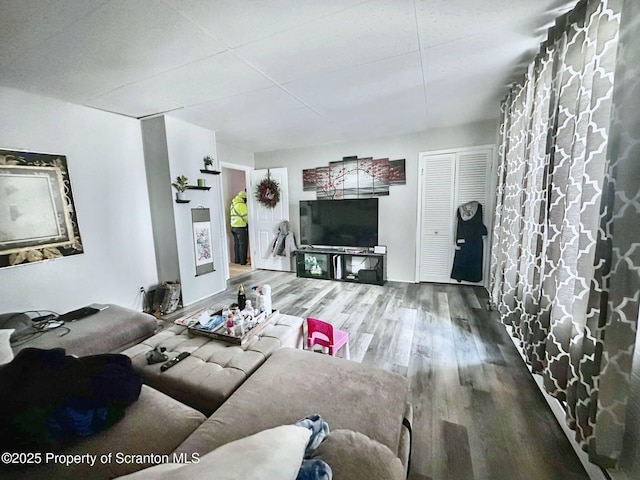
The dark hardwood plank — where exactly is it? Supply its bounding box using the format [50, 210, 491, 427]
[443, 420, 475, 480]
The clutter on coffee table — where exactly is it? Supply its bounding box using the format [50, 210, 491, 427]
[176, 304, 275, 346]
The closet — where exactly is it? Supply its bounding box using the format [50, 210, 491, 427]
[417, 146, 494, 285]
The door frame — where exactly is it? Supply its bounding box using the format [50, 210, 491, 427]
[415, 144, 497, 287]
[220, 161, 254, 281]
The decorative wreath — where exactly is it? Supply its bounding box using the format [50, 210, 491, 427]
[255, 171, 281, 208]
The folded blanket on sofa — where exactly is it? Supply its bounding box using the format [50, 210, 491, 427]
[0, 347, 142, 451]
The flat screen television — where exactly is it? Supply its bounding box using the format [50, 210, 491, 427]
[299, 198, 379, 248]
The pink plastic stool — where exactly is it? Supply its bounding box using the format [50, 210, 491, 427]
[306, 317, 350, 360]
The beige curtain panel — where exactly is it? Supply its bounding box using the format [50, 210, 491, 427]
[490, 0, 639, 468]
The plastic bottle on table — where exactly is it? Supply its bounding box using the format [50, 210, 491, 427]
[242, 300, 255, 329]
[262, 284, 272, 315]
[225, 310, 235, 335]
[252, 286, 264, 313]
[233, 307, 245, 336]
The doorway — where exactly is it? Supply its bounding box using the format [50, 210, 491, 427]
[221, 163, 252, 278]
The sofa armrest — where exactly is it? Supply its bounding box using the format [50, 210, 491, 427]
[11, 305, 158, 356]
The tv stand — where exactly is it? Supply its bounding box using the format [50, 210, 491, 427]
[294, 248, 386, 285]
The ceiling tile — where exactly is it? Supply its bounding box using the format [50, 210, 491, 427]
[1, 0, 225, 102]
[235, 0, 418, 83]
[415, 0, 573, 48]
[0, 0, 108, 68]
[84, 86, 185, 119]
[168, 0, 367, 48]
[169, 86, 353, 151]
[421, 31, 534, 85]
[169, 86, 309, 131]
[88, 51, 275, 115]
[424, 74, 503, 128]
[286, 52, 424, 116]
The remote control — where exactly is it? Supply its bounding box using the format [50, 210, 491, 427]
[160, 352, 190, 371]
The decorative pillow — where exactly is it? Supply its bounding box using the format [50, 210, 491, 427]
[115, 425, 311, 480]
[0, 329, 14, 365]
[310, 429, 405, 480]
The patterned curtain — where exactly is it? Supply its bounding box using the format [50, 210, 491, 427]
[490, 0, 639, 467]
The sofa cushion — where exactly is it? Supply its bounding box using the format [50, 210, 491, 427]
[5, 385, 206, 480]
[114, 425, 310, 480]
[173, 347, 409, 464]
[122, 314, 303, 415]
[311, 429, 405, 480]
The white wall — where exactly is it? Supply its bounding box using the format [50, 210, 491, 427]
[255, 120, 497, 282]
[164, 116, 227, 306]
[217, 142, 254, 168]
[141, 117, 180, 284]
[0, 87, 158, 313]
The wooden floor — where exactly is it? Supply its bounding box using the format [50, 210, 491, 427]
[170, 270, 591, 480]
[228, 262, 252, 278]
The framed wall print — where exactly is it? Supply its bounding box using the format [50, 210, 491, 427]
[192, 208, 214, 276]
[0, 149, 83, 268]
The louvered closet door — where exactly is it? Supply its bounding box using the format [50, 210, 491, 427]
[419, 154, 456, 283]
[456, 150, 490, 207]
[455, 149, 492, 285]
[418, 147, 492, 284]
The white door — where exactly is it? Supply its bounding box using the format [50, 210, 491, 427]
[249, 168, 291, 271]
[418, 147, 493, 284]
[418, 154, 456, 283]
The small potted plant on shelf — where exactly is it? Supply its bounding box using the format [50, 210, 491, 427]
[171, 175, 189, 201]
[203, 156, 215, 171]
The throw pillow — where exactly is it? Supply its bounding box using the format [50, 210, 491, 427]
[0, 329, 14, 365]
[115, 424, 311, 480]
[310, 429, 405, 480]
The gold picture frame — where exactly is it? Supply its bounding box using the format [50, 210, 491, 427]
[0, 149, 83, 268]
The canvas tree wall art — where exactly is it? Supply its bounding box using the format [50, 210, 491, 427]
[0, 149, 83, 268]
[389, 159, 406, 185]
[302, 168, 316, 191]
[304, 156, 404, 199]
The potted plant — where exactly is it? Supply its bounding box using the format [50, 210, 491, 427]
[203, 156, 215, 171]
[171, 175, 188, 201]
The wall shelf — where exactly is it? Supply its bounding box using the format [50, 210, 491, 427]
[175, 199, 191, 204]
[200, 169, 221, 175]
[186, 185, 211, 191]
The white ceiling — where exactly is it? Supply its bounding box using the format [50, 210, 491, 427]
[0, 0, 578, 153]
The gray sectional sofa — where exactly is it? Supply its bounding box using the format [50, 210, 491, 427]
[2, 305, 412, 480]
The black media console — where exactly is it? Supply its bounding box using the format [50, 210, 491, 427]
[293, 248, 386, 285]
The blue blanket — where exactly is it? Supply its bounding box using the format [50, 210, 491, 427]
[295, 414, 332, 480]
